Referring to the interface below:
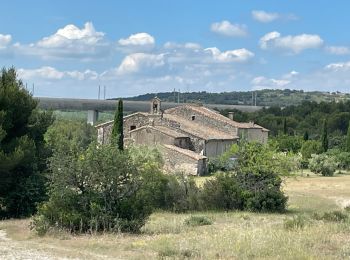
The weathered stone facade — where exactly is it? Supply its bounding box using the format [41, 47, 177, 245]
[96, 98, 269, 175]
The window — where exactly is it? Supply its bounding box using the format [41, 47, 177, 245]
[130, 125, 136, 131]
[191, 115, 196, 121]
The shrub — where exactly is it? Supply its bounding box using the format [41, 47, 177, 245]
[327, 149, 350, 170]
[300, 140, 322, 160]
[184, 216, 213, 226]
[284, 215, 307, 230]
[309, 154, 338, 176]
[33, 144, 165, 234]
[237, 171, 288, 212]
[199, 173, 243, 210]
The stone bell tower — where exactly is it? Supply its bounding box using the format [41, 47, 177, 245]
[150, 96, 161, 114]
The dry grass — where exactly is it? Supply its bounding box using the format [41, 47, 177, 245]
[2, 174, 350, 259]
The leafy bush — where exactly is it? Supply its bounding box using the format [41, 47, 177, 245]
[274, 134, 304, 153]
[184, 215, 213, 226]
[309, 154, 338, 176]
[199, 173, 243, 210]
[284, 215, 307, 230]
[300, 140, 322, 160]
[326, 149, 350, 170]
[33, 143, 165, 234]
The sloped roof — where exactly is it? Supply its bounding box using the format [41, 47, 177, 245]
[163, 114, 238, 140]
[163, 144, 207, 160]
[129, 125, 188, 139]
[165, 104, 267, 130]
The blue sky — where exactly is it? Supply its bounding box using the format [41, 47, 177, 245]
[1, 0, 350, 98]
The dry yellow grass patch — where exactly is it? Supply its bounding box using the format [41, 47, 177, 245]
[1, 174, 350, 259]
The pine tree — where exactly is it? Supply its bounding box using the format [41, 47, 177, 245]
[303, 131, 309, 141]
[346, 121, 350, 152]
[111, 99, 124, 150]
[283, 118, 287, 135]
[321, 119, 328, 152]
[0, 67, 54, 217]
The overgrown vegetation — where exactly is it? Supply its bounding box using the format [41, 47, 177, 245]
[0, 68, 54, 218]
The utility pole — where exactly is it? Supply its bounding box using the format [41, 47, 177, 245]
[252, 92, 254, 106]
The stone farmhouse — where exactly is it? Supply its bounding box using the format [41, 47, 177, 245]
[96, 97, 269, 175]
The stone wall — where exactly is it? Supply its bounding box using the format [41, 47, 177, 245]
[238, 128, 268, 144]
[161, 145, 207, 175]
[129, 126, 191, 149]
[204, 139, 237, 158]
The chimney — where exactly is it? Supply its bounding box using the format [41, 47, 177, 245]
[228, 112, 234, 120]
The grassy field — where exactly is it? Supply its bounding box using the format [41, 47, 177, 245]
[1, 173, 350, 259]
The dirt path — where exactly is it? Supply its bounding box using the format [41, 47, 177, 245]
[0, 229, 63, 260]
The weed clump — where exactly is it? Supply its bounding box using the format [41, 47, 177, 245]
[184, 216, 213, 227]
[284, 215, 307, 230]
[313, 210, 348, 222]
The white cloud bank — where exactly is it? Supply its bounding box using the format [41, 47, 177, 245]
[15, 22, 111, 60]
[259, 31, 323, 53]
[18, 66, 98, 81]
[252, 10, 297, 23]
[210, 21, 247, 37]
[326, 46, 350, 55]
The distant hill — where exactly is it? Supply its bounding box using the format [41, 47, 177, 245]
[117, 89, 350, 107]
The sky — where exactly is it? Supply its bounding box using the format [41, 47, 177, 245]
[1, 0, 350, 98]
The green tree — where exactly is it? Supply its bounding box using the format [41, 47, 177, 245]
[346, 121, 350, 152]
[321, 119, 329, 152]
[283, 118, 287, 135]
[0, 67, 53, 217]
[33, 143, 166, 234]
[111, 99, 124, 150]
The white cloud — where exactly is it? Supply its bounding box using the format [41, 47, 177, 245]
[37, 22, 104, 48]
[163, 42, 201, 50]
[252, 10, 279, 23]
[118, 33, 155, 52]
[210, 21, 247, 37]
[259, 31, 323, 53]
[326, 46, 350, 55]
[205, 47, 254, 62]
[252, 10, 297, 23]
[325, 61, 350, 71]
[251, 76, 290, 90]
[0, 34, 11, 49]
[17, 22, 110, 60]
[116, 53, 166, 75]
[18, 66, 98, 81]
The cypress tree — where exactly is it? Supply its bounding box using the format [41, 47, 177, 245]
[303, 131, 309, 141]
[346, 121, 350, 152]
[283, 118, 287, 135]
[111, 99, 124, 150]
[321, 119, 328, 152]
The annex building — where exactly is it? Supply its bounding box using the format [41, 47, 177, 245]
[96, 98, 269, 175]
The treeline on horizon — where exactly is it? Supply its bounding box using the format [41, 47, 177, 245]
[221, 100, 350, 145]
[117, 89, 350, 107]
